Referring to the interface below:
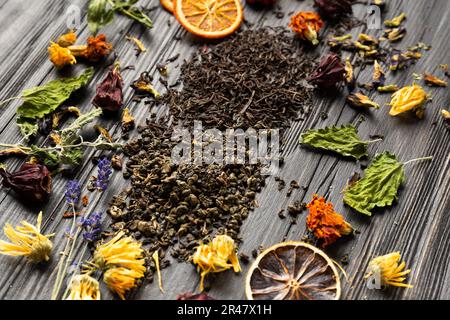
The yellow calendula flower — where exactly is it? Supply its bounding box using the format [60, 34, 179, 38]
[57, 31, 77, 47]
[66, 274, 101, 300]
[389, 84, 427, 116]
[193, 234, 241, 291]
[48, 42, 76, 68]
[0, 212, 53, 263]
[92, 231, 146, 299]
[365, 252, 413, 288]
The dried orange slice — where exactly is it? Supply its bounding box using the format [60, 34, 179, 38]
[160, 0, 175, 13]
[174, 0, 243, 39]
[245, 241, 341, 300]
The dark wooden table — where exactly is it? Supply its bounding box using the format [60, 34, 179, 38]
[0, 0, 448, 300]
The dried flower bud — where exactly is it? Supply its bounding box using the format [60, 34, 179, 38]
[377, 84, 399, 93]
[344, 57, 355, 90]
[177, 292, 215, 300]
[384, 13, 406, 27]
[93, 64, 123, 112]
[314, 0, 353, 19]
[0, 163, 52, 202]
[372, 60, 385, 87]
[384, 28, 407, 42]
[57, 31, 77, 47]
[347, 92, 380, 109]
[70, 34, 112, 62]
[423, 73, 448, 87]
[289, 12, 324, 46]
[131, 72, 160, 98]
[389, 84, 427, 116]
[308, 53, 345, 88]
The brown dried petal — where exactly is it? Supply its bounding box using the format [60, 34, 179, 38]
[308, 53, 345, 88]
[0, 163, 52, 203]
[92, 66, 123, 112]
[314, 0, 353, 19]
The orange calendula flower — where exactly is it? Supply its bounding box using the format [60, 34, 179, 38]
[389, 83, 427, 116]
[192, 234, 241, 291]
[289, 12, 324, 45]
[66, 274, 101, 300]
[48, 42, 76, 68]
[306, 194, 353, 247]
[365, 252, 413, 288]
[92, 231, 146, 299]
[57, 31, 77, 47]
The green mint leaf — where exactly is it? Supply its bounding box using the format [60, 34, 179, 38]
[300, 125, 369, 160]
[17, 67, 94, 120]
[30, 146, 60, 168]
[343, 152, 405, 216]
[60, 146, 84, 166]
[113, 1, 152, 29]
[16, 117, 38, 140]
[88, 0, 115, 35]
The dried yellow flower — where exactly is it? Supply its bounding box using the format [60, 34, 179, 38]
[57, 31, 77, 47]
[93, 231, 146, 299]
[365, 252, 412, 288]
[193, 234, 241, 291]
[358, 33, 378, 45]
[389, 84, 427, 116]
[384, 13, 406, 27]
[0, 212, 53, 263]
[66, 274, 101, 300]
[48, 42, 76, 68]
[344, 57, 354, 86]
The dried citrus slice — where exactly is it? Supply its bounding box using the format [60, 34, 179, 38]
[245, 241, 341, 300]
[160, 0, 175, 13]
[174, 0, 243, 39]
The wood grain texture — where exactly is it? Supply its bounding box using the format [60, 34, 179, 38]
[0, 0, 449, 300]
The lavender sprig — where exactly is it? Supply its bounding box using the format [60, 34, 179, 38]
[95, 157, 112, 191]
[79, 212, 102, 243]
[65, 180, 81, 206]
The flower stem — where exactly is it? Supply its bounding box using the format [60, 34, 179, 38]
[61, 244, 89, 299]
[0, 96, 20, 107]
[365, 138, 383, 144]
[403, 156, 433, 165]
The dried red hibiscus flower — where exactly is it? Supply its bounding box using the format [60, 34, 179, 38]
[0, 163, 52, 202]
[314, 0, 353, 19]
[308, 53, 345, 88]
[306, 194, 353, 247]
[92, 63, 123, 112]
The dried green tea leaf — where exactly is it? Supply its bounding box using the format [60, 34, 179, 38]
[17, 67, 94, 120]
[300, 125, 371, 160]
[343, 152, 404, 216]
[88, 0, 114, 35]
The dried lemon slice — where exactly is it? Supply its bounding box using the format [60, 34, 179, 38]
[245, 241, 341, 300]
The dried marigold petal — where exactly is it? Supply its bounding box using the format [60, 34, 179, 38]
[423, 73, 448, 87]
[306, 194, 353, 247]
[69, 34, 112, 62]
[48, 42, 76, 68]
[365, 252, 412, 288]
[389, 84, 427, 116]
[289, 11, 324, 45]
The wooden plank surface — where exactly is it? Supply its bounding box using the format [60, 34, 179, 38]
[0, 0, 449, 300]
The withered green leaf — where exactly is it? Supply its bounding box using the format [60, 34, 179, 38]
[17, 67, 94, 120]
[300, 125, 375, 160]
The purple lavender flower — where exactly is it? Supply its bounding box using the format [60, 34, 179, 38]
[95, 157, 112, 191]
[65, 180, 81, 206]
[79, 212, 102, 243]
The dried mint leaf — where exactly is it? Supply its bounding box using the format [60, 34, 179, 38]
[300, 125, 369, 160]
[343, 152, 404, 216]
[16, 117, 38, 140]
[16, 67, 94, 120]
